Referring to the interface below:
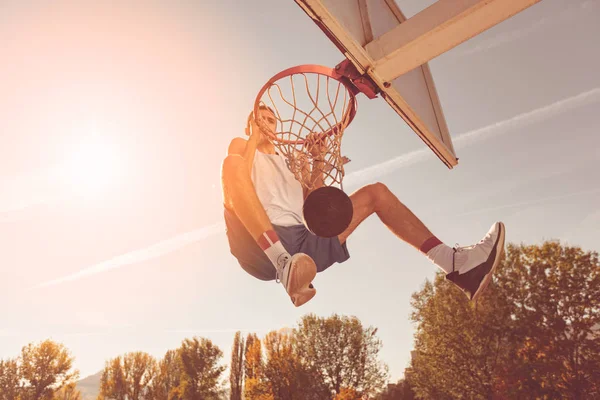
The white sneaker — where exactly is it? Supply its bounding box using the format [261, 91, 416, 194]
[278, 253, 317, 307]
[446, 222, 506, 302]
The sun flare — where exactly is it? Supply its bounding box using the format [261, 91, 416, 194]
[58, 131, 124, 197]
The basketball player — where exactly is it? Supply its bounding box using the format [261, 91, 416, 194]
[221, 106, 505, 307]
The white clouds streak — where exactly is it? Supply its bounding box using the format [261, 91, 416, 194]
[344, 147, 432, 188]
[452, 87, 600, 148]
[33, 222, 224, 289]
[345, 87, 600, 187]
[450, 188, 600, 217]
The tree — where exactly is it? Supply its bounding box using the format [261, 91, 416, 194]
[98, 352, 157, 400]
[261, 329, 328, 400]
[20, 340, 79, 400]
[243, 335, 271, 400]
[99, 357, 127, 400]
[0, 358, 20, 400]
[500, 241, 600, 398]
[177, 337, 226, 400]
[229, 331, 245, 400]
[148, 349, 181, 400]
[244, 333, 260, 382]
[334, 388, 362, 400]
[408, 241, 600, 399]
[52, 382, 82, 400]
[294, 314, 388, 398]
[408, 274, 513, 399]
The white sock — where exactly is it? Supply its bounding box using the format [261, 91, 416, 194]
[426, 244, 456, 274]
[257, 230, 291, 276]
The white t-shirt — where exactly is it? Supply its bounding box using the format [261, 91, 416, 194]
[251, 150, 304, 227]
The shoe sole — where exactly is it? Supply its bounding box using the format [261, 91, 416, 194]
[287, 254, 317, 307]
[472, 222, 506, 303]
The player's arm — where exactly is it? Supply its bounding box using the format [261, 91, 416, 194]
[309, 158, 326, 188]
[302, 133, 327, 198]
[242, 122, 266, 171]
[227, 137, 247, 156]
[227, 128, 261, 171]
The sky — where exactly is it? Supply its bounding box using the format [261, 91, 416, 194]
[1, 0, 599, 383]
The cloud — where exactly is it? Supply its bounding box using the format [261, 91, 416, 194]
[452, 87, 600, 148]
[345, 87, 600, 187]
[344, 147, 432, 188]
[447, 188, 600, 217]
[32, 222, 224, 289]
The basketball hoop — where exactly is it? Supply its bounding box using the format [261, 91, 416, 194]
[253, 64, 358, 191]
[253, 65, 358, 237]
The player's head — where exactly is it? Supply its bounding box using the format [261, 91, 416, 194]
[246, 105, 276, 137]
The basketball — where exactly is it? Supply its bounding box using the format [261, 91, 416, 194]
[303, 186, 353, 238]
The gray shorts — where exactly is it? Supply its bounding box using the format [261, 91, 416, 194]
[224, 207, 350, 281]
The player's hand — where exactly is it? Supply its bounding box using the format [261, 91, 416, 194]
[305, 132, 328, 160]
[246, 119, 259, 138]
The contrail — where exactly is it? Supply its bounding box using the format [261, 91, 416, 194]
[449, 188, 600, 217]
[34, 88, 599, 287]
[32, 222, 224, 289]
[345, 87, 600, 187]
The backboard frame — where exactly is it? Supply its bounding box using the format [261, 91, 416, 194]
[294, 0, 543, 169]
[295, 0, 457, 168]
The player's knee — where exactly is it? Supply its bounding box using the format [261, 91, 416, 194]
[368, 182, 391, 208]
[222, 155, 248, 181]
[368, 182, 389, 196]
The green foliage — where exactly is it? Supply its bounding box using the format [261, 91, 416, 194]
[408, 275, 511, 399]
[177, 337, 226, 400]
[242, 314, 388, 399]
[334, 387, 362, 400]
[408, 241, 600, 399]
[53, 382, 82, 400]
[243, 335, 271, 400]
[148, 350, 181, 400]
[295, 314, 389, 398]
[500, 241, 600, 398]
[0, 340, 80, 400]
[261, 329, 328, 400]
[229, 332, 244, 400]
[20, 340, 79, 400]
[97, 339, 226, 400]
[0, 358, 21, 400]
[98, 352, 157, 400]
[244, 333, 260, 383]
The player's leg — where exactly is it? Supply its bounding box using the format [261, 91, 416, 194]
[338, 182, 435, 250]
[221, 154, 316, 306]
[338, 182, 505, 301]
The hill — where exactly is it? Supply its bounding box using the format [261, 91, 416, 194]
[77, 371, 101, 400]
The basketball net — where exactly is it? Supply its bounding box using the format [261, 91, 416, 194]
[253, 65, 358, 191]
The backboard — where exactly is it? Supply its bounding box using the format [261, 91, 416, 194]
[293, 0, 542, 168]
